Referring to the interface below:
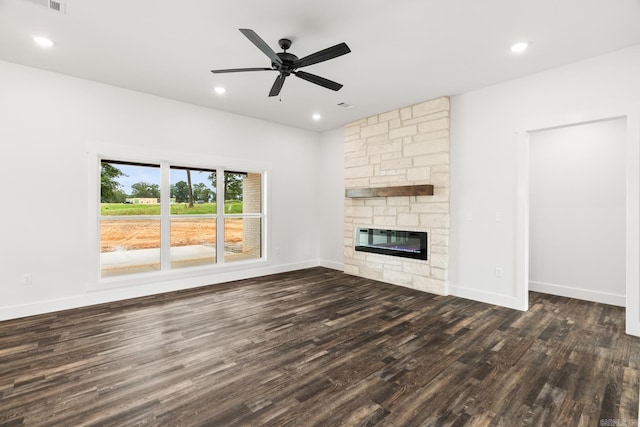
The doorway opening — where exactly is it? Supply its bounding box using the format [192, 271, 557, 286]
[528, 119, 626, 306]
[516, 107, 640, 336]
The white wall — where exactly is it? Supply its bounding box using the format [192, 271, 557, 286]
[318, 127, 345, 269]
[449, 44, 640, 327]
[529, 119, 626, 305]
[0, 59, 322, 320]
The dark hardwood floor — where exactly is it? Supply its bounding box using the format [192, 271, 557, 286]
[0, 267, 638, 426]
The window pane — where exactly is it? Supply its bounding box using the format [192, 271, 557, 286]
[225, 217, 261, 262]
[170, 218, 216, 269]
[170, 167, 216, 214]
[100, 219, 161, 277]
[101, 161, 161, 215]
[242, 172, 262, 214]
[223, 172, 262, 214]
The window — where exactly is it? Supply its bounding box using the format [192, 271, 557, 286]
[100, 161, 161, 277]
[223, 172, 262, 263]
[99, 159, 265, 280]
[170, 166, 217, 269]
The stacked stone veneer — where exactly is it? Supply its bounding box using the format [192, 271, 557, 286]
[344, 96, 450, 295]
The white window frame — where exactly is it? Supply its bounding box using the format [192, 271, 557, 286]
[219, 170, 264, 264]
[87, 144, 270, 290]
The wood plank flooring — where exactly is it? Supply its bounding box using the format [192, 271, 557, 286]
[0, 267, 638, 426]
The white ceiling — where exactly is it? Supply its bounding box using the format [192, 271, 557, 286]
[1, 0, 640, 132]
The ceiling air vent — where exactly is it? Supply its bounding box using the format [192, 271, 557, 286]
[23, 0, 66, 13]
[48, 0, 64, 12]
[337, 102, 355, 109]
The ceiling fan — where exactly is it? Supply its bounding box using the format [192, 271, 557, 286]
[211, 28, 351, 97]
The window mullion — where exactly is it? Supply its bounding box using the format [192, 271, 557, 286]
[216, 168, 225, 264]
[160, 161, 171, 270]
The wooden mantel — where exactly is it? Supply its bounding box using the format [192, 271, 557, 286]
[345, 184, 434, 198]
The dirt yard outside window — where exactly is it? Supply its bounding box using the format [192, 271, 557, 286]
[101, 219, 242, 252]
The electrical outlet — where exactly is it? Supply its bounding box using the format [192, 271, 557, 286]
[22, 273, 33, 286]
[494, 267, 503, 278]
[275, 247, 280, 255]
[496, 211, 504, 222]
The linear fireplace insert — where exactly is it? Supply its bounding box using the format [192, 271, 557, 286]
[355, 228, 427, 260]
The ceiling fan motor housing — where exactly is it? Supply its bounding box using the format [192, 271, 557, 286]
[274, 52, 299, 75]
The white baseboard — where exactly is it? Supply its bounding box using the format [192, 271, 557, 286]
[319, 259, 344, 271]
[0, 260, 321, 322]
[529, 281, 625, 307]
[449, 285, 527, 311]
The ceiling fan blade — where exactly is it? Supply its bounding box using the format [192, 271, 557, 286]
[239, 28, 283, 67]
[294, 42, 351, 68]
[294, 71, 343, 91]
[211, 67, 273, 74]
[269, 74, 286, 97]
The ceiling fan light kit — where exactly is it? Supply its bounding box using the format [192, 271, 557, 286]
[211, 28, 351, 97]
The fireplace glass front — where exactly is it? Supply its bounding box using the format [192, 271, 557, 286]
[355, 228, 427, 260]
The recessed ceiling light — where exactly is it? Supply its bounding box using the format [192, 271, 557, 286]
[33, 35, 54, 48]
[312, 113, 321, 121]
[214, 86, 226, 95]
[510, 42, 529, 53]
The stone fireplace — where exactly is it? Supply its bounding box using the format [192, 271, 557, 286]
[344, 96, 450, 295]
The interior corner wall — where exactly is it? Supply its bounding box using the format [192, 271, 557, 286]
[0, 59, 323, 320]
[318, 127, 346, 270]
[449, 45, 640, 312]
